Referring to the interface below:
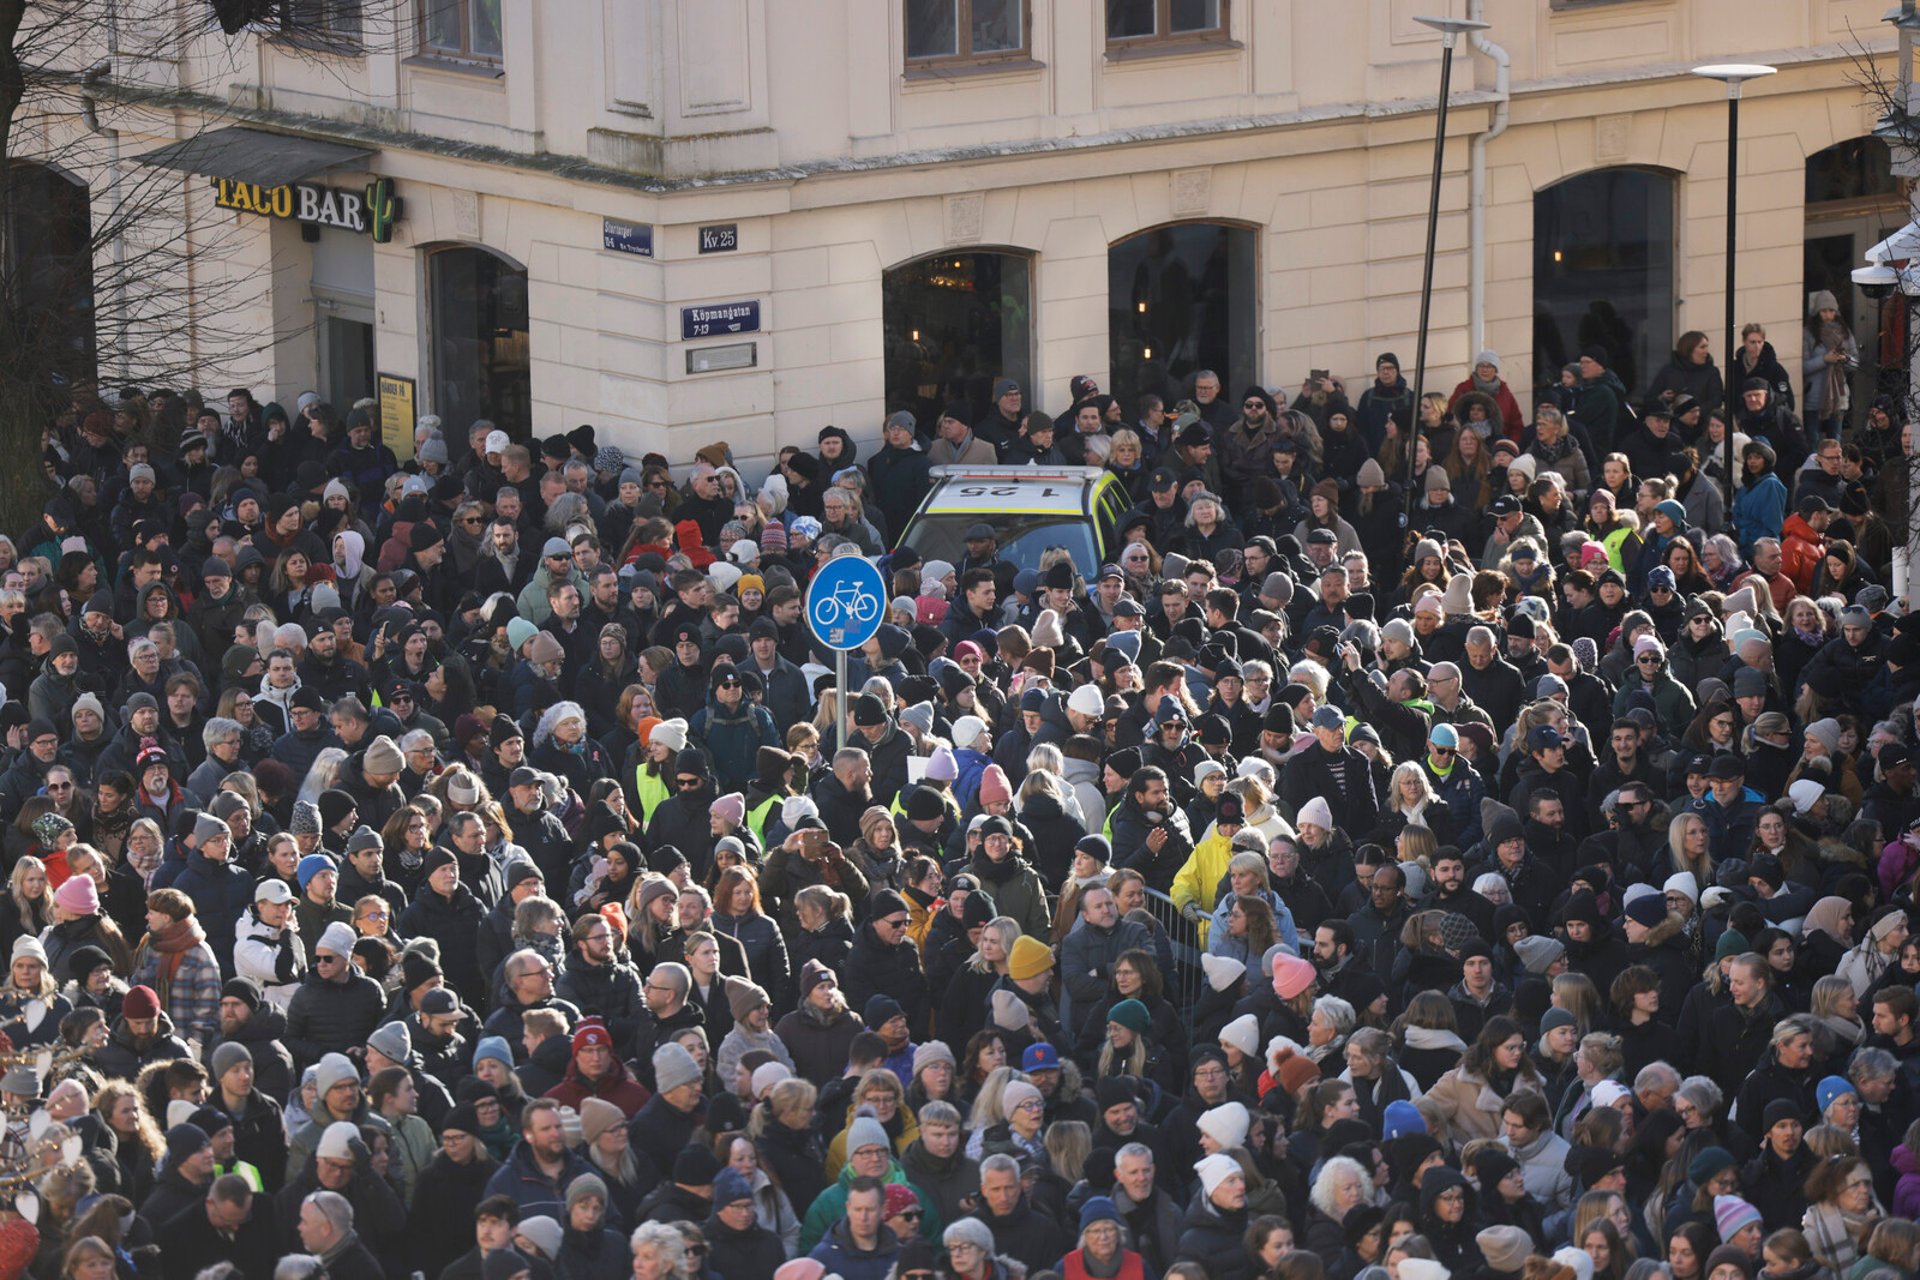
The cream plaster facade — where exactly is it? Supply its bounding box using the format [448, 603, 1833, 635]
[30, 0, 1909, 473]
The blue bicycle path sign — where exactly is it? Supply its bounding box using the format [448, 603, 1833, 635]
[806, 554, 887, 652]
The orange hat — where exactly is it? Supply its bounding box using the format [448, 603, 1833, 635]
[598, 903, 629, 945]
[635, 717, 663, 747]
[1270, 1048, 1320, 1096]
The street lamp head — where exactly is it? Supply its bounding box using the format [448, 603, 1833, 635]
[1414, 14, 1491, 46]
[1692, 63, 1778, 97]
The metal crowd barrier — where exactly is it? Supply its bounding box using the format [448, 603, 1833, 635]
[1139, 885, 1207, 1012]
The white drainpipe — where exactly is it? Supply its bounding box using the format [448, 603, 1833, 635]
[1466, 0, 1510, 360]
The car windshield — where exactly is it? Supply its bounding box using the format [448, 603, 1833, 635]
[902, 514, 1098, 579]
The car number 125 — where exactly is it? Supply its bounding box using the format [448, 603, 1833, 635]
[955, 486, 1058, 497]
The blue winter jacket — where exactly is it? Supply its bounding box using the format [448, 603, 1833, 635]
[1732, 472, 1788, 554]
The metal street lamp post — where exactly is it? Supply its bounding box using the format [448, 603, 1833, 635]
[1406, 15, 1491, 514]
[1692, 62, 1776, 531]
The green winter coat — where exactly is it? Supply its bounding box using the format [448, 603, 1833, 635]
[798, 1158, 943, 1255]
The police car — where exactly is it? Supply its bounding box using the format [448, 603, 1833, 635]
[896, 466, 1131, 574]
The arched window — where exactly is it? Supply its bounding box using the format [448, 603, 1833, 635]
[882, 250, 1033, 432]
[1533, 168, 1676, 397]
[2, 162, 95, 387]
[1806, 136, 1898, 208]
[426, 244, 530, 438]
[1109, 221, 1257, 410]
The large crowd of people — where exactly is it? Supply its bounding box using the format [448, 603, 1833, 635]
[0, 305, 1915, 1280]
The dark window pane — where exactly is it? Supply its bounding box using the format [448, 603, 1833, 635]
[3, 164, 95, 387]
[905, 0, 957, 58]
[1532, 168, 1674, 400]
[1169, 0, 1219, 33]
[1109, 223, 1257, 411]
[971, 0, 1021, 53]
[883, 251, 1033, 436]
[328, 0, 362, 39]
[1108, 0, 1155, 38]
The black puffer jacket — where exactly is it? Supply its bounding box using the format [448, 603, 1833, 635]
[284, 967, 386, 1068]
[410, 1150, 504, 1280]
[1175, 1196, 1252, 1279]
[786, 916, 855, 1007]
[644, 785, 719, 881]
[553, 956, 646, 1049]
[207, 1004, 297, 1104]
[703, 1213, 786, 1280]
[967, 1198, 1071, 1276]
[399, 882, 488, 1004]
[841, 920, 930, 1039]
[755, 1116, 828, 1218]
[213, 1087, 289, 1193]
[506, 804, 575, 889]
[1015, 791, 1086, 887]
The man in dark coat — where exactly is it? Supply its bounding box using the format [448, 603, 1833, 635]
[1109, 766, 1195, 893]
[284, 922, 386, 1069]
[849, 694, 914, 808]
[1700, 955, 1790, 1099]
[644, 749, 721, 880]
[208, 979, 297, 1106]
[293, 1186, 387, 1280]
[553, 919, 646, 1051]
[206, 1025, 291, 1192]
[162, 1174, 279, 1280]
[1280, 707, 1380, 836]
[841, 889, 931, 1040]
[502, 766, 574, 887]
[1175, 1152, 1253, 1278]
[409, 1106, 504, 1280]
[958, 1156, 1069, 1276]
[866, 412, 933, 541]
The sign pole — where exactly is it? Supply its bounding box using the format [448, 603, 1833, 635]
[836, 649, 849, 756]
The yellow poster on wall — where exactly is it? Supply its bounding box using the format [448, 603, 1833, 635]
[378, 373, 416, 462]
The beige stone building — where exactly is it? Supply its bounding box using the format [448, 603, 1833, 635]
[22, 0, 1912, 471]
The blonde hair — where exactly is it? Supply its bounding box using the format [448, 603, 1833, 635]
[7, 857, 51, 940]
[964, 1064, 1031, 1133]
[966, 917, 1022, 976]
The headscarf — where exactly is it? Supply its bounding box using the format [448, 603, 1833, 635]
[1804, 896, 1853, 943]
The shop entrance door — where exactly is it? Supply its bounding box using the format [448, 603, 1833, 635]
[321, 307, 375, 413]
[1804, 216, 1904, 422]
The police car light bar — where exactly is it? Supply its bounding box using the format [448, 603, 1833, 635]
[926, 466, 1106, 482]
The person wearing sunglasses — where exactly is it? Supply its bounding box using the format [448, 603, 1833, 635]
[284, 919, 385, 1067]
[1416, 723, 1489, 850]
[1615, 634, 1695, 738]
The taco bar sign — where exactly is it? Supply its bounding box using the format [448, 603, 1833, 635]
[210, 175, 402, 243]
